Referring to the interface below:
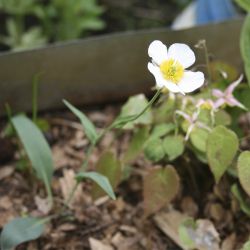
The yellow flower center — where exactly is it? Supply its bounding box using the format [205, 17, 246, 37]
[160, 59, 184, 84]
[200, 102, 212, 110]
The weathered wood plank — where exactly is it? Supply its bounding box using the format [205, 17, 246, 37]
[0, 19, 243, 114]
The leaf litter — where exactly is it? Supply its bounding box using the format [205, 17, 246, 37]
[0, 105, 250, 249]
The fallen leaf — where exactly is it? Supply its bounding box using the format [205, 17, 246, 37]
[154, 209, 188, 249]
[180, 219, 220, 250]
[181, 196, 199, 217]
[0, 166, 14, 180]
[0, 196, 16, 228]
[34, 196, 52, 215]
[144, 166, 180, 216]
[221, 233, 236, 250]
[59, 169, 83, 207]
[89, 237, 114, 250]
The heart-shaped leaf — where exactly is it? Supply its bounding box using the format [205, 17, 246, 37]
[151, 123, 176, 138]
[0, 217, 44, 250]
[190, 128, 209, 153]
[143, 166, 180, 216]
[144, 138, 165, 162]
[163, 135, 184, 161]
[76, 171, 116, 200]
[214, 110, 231, 126]
[63, 100, 98, 144]
[123, 127, 149, 163]
[207, 126, 238, 183]
[231, 184, 250, 216]
[117, 94, 153, 129]
[237, 151, 250, 196]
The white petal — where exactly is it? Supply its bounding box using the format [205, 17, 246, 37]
[148, 40, 168, 65]
[147, 63, 181, 93]
[178, 71, 204, 93]
[167, 43, 195, 68]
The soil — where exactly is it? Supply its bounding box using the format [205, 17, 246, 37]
[0, 104, 250, 250]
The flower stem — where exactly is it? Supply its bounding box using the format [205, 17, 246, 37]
[64, 89, 162, 208]
[111, 88, 162, 128]
[203, 40, 212, 84]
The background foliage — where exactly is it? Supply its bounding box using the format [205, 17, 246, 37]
[0, 0, 191, 51]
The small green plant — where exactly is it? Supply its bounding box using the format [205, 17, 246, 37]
[1, 36, 250, 248]
[0, 0, 105, 51]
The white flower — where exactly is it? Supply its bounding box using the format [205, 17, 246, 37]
[147, 40, 205, 95]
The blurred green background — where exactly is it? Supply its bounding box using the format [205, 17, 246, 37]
[0, 0, 191, 51]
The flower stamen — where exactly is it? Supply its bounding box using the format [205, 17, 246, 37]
[160, 59, 184, 84]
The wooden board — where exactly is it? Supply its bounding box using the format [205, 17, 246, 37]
[0, 19, 243, 114]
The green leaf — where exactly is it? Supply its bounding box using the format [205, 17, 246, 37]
[92, 151, 121, 199]
[144, 138, 165, 162]
[143, 166, 179, 216]
[11, 115, 53, 193]
[0, 217, 44, 250]
[117, 94, 153, 129]
[151, 123, 176, 138]
[240, 13, 250, 87]
[231, 184, 250, 216]
[237, 151, 250, 196]
[153, 95, 175, 123]
[63, 100, 98, 144]
[192, 147, 208, 164]
[214, 110, 231, 126]
[190, 128, 209, 153]
[35, 118, 50, 132]
[207, 126, 238, 183]
[242, 240, 250, 250]
[123, 127, 149, 163]
[76, 171, 116, 200]
[163, 135, 184, 161]
[198, 109, 213, 126]
[235, 0, 250, 12]
[178, 218, 196, 249]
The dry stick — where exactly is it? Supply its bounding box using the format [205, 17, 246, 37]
[203, 40, 212, 84]
[64, 88, 162, 208]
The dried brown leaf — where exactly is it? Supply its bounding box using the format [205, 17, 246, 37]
[143, 166, 180, 216]
[59, 169, 82, 207]
[34, 196, 52, 215]
[154, 209, 188, 249]
[89, 237, 114, 250]
[0, 166, 14, 180]
[187, 219, 221, 250]
[221, 233, 236, 250]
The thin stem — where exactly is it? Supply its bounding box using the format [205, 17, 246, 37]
[64, 182, 78, 207]
[44, 177, 53, 207]
[5, 103, 12, 122]
[64, 89, 162, 208]
[32, 74, 41, 122]
[203, 40, 212, 84]
[111, 88, 162, 128]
